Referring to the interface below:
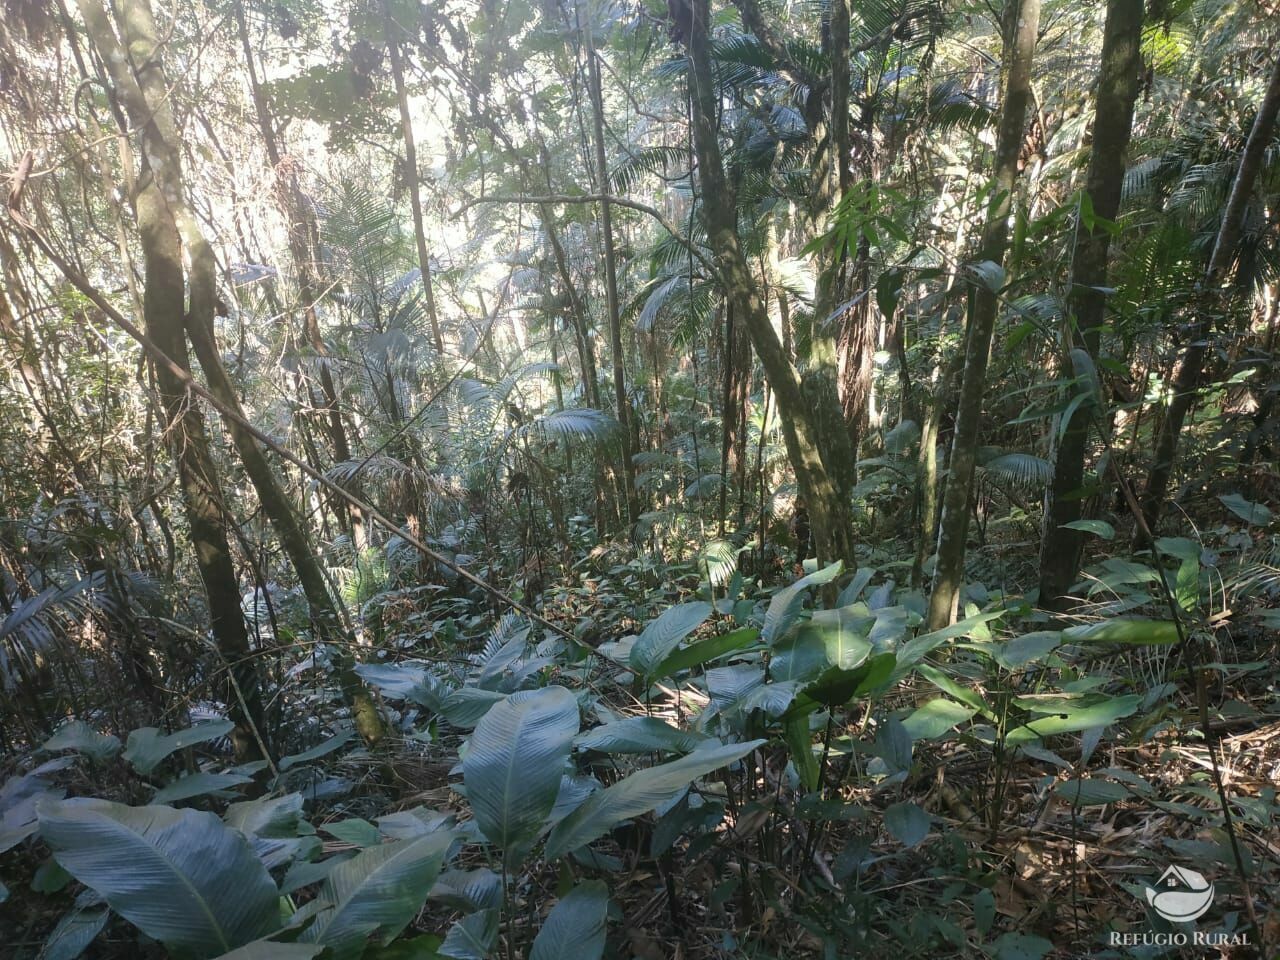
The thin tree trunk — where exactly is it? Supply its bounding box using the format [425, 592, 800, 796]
[1138, 53, 1280, 540]
[384, 2, 445, 354]
[926, 0, 1041, 629]
[74, 0, 268, 759]
[82, 0, 384, 746]
[685, 0, 856, 565]
[584, 15, 641, 527]
[1038, 0, 1143, 608]
[233, 4, 355, 526]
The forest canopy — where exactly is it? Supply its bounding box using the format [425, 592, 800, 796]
[1, 0, 1278, 956]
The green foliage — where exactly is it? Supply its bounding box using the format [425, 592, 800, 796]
[38, 799, 279, 958]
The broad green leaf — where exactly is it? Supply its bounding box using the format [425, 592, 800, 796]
[430, 868, 502, 912]
[38, 798, 278, 958]
[38, 893, 108, 960]
[762, 561, 843, 644]
[299, 831, 453, 960]
[1155, 536, 1200, 614]
[914, 664, 990, 716]
[440, 688, 508, 728]
[1060, 519, 1115, 540]
[438, 907, 498, 960]
[354, 663, 441, 709]
[1053, 779, 1128, 806]
[545, 740, 764, 859]
[225, 794, 304, 839]
[153, 772, 252, 805]
[783, 713, 819, 790]
[901, 699, 977, 740]
[1006, 694, 1141, 744]
[629, 602, 712, 677]
[279, 729, 354, 770]
[770, 627, 828, 683]
[989, 631, 1062, 669]
[462, 686, 578, 863]
[807, 606, 873, 669]
[575, 717, 707, 755]
[1061, 619, 1178, 645]
[1218, 493, 1273, 526]
[211, 943, 324, 960]
[41, 722, 121, 762]
[528, 880, 609, 960]
[795, 652, 897, 712]
[321, 818, 381, 848]
[884, 801, 930, 847]
[894, 609, 1007, 674]
[652, 627, 759, 679]
[123, 721, 235, 775]
[973, 888, 995, 935]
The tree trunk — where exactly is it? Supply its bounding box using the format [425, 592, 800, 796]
[926, 0, 1041, 629]
[584, 16, 641, 528]
[685, 0, 856, 565]
[1138, 54, 1280, 540]
[75, 0, 267, 759]
[81, 0, 384, 746]
[1038, 0, 1143, 608]
[233, 4, 355, 528]
[384, 2, 445, 355]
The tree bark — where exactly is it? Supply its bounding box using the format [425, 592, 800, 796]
[1138, 53, 1280, 540]
[232, 4, 355, 527]
[384, 2, 445, 355]
[584, 16, 641, 528]
[75, 0, 267, 759]
[926, 0, 1041, 629]
[1038, 0, 1143, 608]
[685, 0, 857, 565]
[81, 0, 384, 746]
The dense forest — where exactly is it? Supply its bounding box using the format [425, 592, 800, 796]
[1, 0, 1278, 955]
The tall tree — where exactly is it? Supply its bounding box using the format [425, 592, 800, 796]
[74, 0, 385, 746]
[1038, 0, 1144, 608]
[72, 0, 268, 759]
[926, 0, 1041, 629]
[583, 13, 641, 528]
[384, 0, 446, 355]
[685, 0, 858, 564]
[1138, 54, 1280, 539]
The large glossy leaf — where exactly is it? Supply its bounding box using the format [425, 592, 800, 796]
[39, 891, 108, 960]
[462, 686, 578, 863]
[225, 794, 304, 839]
[1006, 694, 1142, 744]
[153, 771, 253, 805]
[299, 831, 454, 959]
[651, 626, 759, 679]
[438, 907, 498, 959]
[41, 722, 121, 762]
[123, 721, 234, 775]
[762, 561, 843, 644]
[629, 602, 712, 677]
[544, 739, 764, 859]
[783, 713, 819, 790]
[38, 798, 278, 958]
[575, 717, 707, 755]
[901, 699, 977, 740]
[1061, 619, 1178, 645]
[528, 880, 609, 960]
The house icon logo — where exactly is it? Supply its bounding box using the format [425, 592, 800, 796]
[1145, 865, 1215, 922]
